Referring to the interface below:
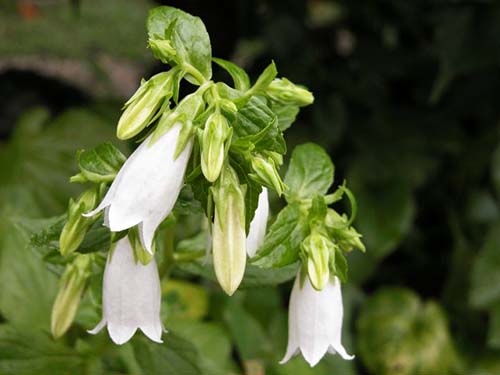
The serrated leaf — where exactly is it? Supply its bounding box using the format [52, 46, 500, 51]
[148, 6, 212, 84]
[231, 96, 285, 154]
[284, 143, 334, 201]
[251, 203, 309, 268]
[213, 57, 250, 91]
[72, 143, 126, 183]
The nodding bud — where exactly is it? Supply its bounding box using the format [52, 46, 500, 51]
[200, 112, 231, 183]
[212, 165, 247, 295]
[250, 154, 286, 196]
[266, 78, 314, 107]
[51, 254, 92, 338]
[60, 186, 102, 257]
[301, 232, 334, 291]
[117, 72, 174, 140]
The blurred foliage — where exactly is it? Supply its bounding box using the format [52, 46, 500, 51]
[0, 0, 500, 374]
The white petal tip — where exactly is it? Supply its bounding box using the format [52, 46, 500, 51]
[87, 320, 106, 335]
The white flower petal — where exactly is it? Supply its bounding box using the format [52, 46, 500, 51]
[281, 273, 353, 367]
[85, 123, 192, 252]
[91, 237, 163, 345]
[88, 319, 106, 335]
[246, 188, 269, 257]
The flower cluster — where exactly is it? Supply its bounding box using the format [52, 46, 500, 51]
[48, 5, 365, 368]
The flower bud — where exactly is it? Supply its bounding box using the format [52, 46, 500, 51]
[128, 227, 155, 265]
[250, 154, 286, 196]
[200, 112, 231, 182]
[266, 78, 314, 107]
[149, 38, 177, 63]
[150, 92, 205, 147]
[325, 209, 365, 252]
[212, 166, 247, 295]
[117, 71, 174, 140]
[301, 232, 334, 290]
[60, 186, 102, 256]
[51, 254, 92, 338]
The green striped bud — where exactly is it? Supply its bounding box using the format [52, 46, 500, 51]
[212, 165, 247, 295]
[301, 231, 335, 290]
[200, 112, 231, 182]
[117, 71, 174, 140]
[59, 186, 102, 256]
[51, 254, 92, 338]
[266, 78, 314, 107]
[250, 154, 286, 196]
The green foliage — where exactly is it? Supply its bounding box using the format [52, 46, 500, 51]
[357, 288, 462, 375]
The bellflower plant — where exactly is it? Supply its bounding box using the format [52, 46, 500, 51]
[42, 5, 365, 370]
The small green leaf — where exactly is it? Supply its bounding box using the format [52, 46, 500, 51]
[333, 247, 348, 282]
[133, 334, 203, 375]
[249, 61, 278, 95]
[213, 57, 251, 91]
[147, 6, 212, 84]
[71, 143, 126, 183]
[251, 203, 309, 268]
[271, 102, 299, 131]
[284, 143, 334, 201]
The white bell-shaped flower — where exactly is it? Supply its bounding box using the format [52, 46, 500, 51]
[281, 273, 354, 367]
[85, 123, 192, 253]
[246, 187, 269, 257]
[88, 237, 162, 345]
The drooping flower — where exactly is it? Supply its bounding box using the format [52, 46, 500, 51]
[281, 273, 354, 367]
[88, 237, 162, 345]
[246, 187, 269, 257]
[85, 122, 192, 253]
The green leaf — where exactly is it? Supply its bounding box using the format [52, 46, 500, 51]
[333, 247, 348, 282]
[249, 61, 278, 95]
[213, 57, 250, 91]
[0, 108, 118, 216]
[166, 320, 236, 374]
[271, 102, 300, 131]
[231, 96, 285, 154]
[251, 203, 309, 268]
[470, 223, 500, 309]
[223, 298, 272, 360]
[162, 279, 209, 321]
[71, 143, 126, 183]
[0, 217, 58, 329]
[357, 288, 461, 375]
[147, 6, 212, 84]
[133, 334, 203, 375]
[0, 325, 85, 375]
[284, 143, 334, 201]
[178, 259, 297, 288]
